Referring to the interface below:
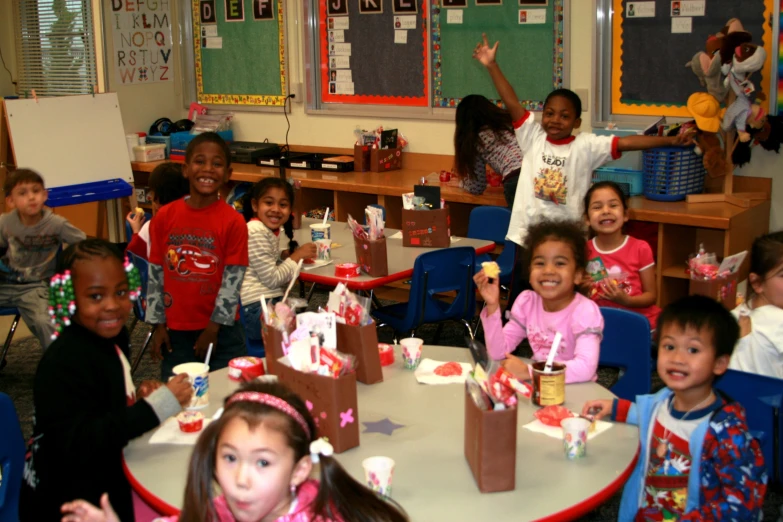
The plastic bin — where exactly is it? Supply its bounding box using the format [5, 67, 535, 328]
[170, 130, 233, 161]
[593, 167, 643, 196]
[642, 146, 705, 202]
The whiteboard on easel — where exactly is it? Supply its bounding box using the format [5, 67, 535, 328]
[4, 93, 133, 189]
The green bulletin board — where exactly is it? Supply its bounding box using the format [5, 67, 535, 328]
[433, 0, 564, 109]
[193, 0, 287, 106]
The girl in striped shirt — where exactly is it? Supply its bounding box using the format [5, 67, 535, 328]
[239, 178, 316, 346]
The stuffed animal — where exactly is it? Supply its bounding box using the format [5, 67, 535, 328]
[732, 105, 783, 166]
[722, 42, 767, 142]
[686, 34, 728, 101]
[686, 93, 727, 177]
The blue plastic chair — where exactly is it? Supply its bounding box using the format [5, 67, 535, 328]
[467, 206, 514, 285]
[238, 300, 265, 358]
[714, 369, 783, 484]
[373, 246, 477, 341]
[598, 307, 652, 401]
[0, 393, 25, 522]
[0, 309, 21, 372]
[363, 204, 387, 225]
[126, 252, 154, 375]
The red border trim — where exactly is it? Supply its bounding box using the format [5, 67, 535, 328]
[533, 447, 639, 521]
[123, 457, 180, 517]
[320, 0, 428, 106]
[299, 243, 495, 290]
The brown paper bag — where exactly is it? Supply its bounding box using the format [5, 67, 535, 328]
[464, 389, 517, 493]
[276, 362, 360, 453]
[689, 272, 739, 310]
[402, 207, 451, 248]
[261, 323, 291, 376]
[336, 321, 383, 385]
[353, 145, 403, 172]
[353, 236, 389, 277]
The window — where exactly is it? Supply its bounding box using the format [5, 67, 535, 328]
[14, 0, 101, 97]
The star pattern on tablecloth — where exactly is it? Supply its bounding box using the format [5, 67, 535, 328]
[362, 417, 405, 436]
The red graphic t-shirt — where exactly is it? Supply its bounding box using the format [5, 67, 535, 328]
[586, 236, 661, 329]
[150, 198, 248, 330]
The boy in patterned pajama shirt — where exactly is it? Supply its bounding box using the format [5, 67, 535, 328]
[583, 295, 767, 521]
[146, 133, 249, 379]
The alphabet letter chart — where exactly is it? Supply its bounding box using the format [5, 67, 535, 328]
[111, 0, 174, 84]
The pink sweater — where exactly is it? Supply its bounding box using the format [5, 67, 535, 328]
[481, 291, 603, 383]
[155, 480, 341, 522]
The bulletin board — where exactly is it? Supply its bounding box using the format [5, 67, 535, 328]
[778, 0, 783, 115]
[433, 0, 564, 109]
[192, 0, 287, 106]
[612, 0, 775, 117]
[319, 0, 428, 107]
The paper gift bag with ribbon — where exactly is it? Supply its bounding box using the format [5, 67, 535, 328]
[261, 323, 291, 376]
[276, 360, 360, 453]
[464, 388, 517, 493]
[689, 272, 739, 310]
[353, 236, 388, 277]
[336, 321, 383, 385]
[402, 207, 450, 248]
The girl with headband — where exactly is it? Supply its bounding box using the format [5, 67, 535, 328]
[62, 380, 408, 522]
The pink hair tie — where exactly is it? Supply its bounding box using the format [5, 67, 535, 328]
[226, 391, 311, 438]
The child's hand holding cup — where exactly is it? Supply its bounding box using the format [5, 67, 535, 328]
[167, 373, 194, 408]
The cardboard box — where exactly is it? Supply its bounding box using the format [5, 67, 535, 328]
[464, 389, 517, 493]
[261, 323, 291, 376]
[336, 321, 383, 385]
[402, 207, 450, 248]
[276, 362, 360, 453]
[354, 236, 388, 277]
[354, 145, 402, 172]
[689, 272, 739, 310]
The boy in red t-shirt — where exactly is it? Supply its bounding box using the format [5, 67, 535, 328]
[147, 133, 249, 379]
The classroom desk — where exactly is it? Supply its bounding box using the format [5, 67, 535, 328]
[294, 217, 495, 291]
[131, 154, 771, 307]
[124, 345, 639, 521]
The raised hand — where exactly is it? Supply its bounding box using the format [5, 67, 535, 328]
[473, 33, 499, 67]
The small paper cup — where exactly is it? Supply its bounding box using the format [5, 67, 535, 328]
[362, 456, 395, 498]
[310, 223, 331, 241]
[400, 337, 423, 370]
[172, 362, 210, 410]
[561, 417, 591, 460]
[316, 239, 332, 261]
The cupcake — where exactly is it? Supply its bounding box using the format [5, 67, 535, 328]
[177, 411, 204, 433]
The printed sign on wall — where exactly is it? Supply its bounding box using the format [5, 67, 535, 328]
[111, 0, 174, 84]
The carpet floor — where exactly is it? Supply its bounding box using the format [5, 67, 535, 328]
[1, 289, 781, 521]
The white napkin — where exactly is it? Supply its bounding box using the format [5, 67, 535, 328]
[414, 358, 472, 385]
[149, 415, 212, 445]
[302, 259, 334, 271]
[389, 231, 403, 239]
[522, 418, 613, 440]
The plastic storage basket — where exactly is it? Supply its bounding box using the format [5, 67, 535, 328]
[642, 146, 705, 202]
[593, 167, 643, 196]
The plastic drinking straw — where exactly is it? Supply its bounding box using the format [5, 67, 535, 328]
[543, 332, 563, 373]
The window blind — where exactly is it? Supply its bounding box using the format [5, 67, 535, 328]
[14, 0, 98, 97]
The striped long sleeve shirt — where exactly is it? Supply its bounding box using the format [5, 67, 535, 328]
[239, 219, 298, 305]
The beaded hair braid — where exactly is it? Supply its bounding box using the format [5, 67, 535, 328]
[47, 256, 143, 341]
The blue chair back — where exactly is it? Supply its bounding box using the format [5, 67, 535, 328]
[467, 206, 515, 283]
[714, 369, 783, 483]
[0, 393, 25, 522]
[598, 307, 652, 401]
[407, 247, 477, 328]
[127, 252, 149, 322]
[363, 204, 387, 225]
[238, 301, 265, 358]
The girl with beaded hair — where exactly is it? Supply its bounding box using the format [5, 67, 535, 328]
[20, 239, 193, 522]
[62, 380, 409, 522]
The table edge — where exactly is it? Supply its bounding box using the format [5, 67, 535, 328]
[534, 446, 639, 521]
[123, 457, 180, 516]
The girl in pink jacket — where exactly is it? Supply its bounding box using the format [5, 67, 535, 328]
[474, 219, 603, 383]
[61, 382, 408, 522]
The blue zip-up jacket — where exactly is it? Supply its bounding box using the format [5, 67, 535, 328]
[612, 387, 767, 521]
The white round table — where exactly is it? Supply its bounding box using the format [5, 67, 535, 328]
[124, 345, 639, 521]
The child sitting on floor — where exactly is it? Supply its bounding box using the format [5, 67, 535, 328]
[474, 219, 603, 383]
[582, 295, 767, 520]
